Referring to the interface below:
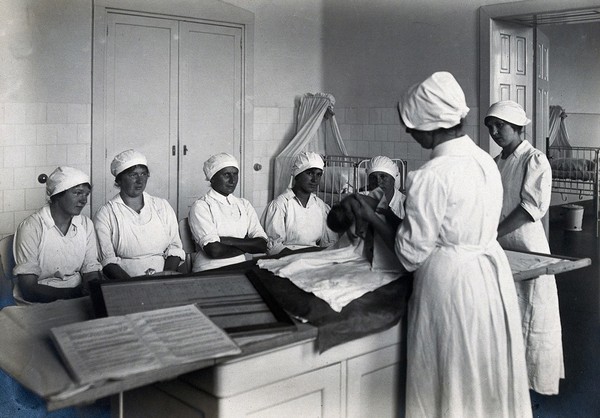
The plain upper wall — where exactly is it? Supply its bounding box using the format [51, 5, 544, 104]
[545, 22, 600, 147]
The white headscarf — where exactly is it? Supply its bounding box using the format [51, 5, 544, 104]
[46, 166, 90, 197]
[485, 100, 531, 126]
[203, 153, 239, 181]
[367, 156, 401, 190]
[292, 151, 324, 178]
[110, 149, 148, 177]
[399, 71, 469, 131]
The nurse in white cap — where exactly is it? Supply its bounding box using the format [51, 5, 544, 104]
[366, 155, 406, 219]
[13, 167, 102, 303]
[355, 72, 531, 417]
[486, 100, 563, 395]
[94, 149, 184, 280]
[189, 153, 267, 271]
[262, 151, 337, 255]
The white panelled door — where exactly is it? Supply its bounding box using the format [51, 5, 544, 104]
[179, 22, 242, 213]
[489, 20, 534, 155]
[101, 13, 243, 219]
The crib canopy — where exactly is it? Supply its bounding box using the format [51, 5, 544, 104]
[548, 105, 572, 159]
[273, 93, 347, 197]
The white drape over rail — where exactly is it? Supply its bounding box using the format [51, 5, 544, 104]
[273, 93, 347, 197]
[548, 105, 572, 159]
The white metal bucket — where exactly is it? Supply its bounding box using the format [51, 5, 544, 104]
[563, 204, 584, 231]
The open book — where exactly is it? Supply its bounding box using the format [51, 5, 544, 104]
[50, 304, 241, 385]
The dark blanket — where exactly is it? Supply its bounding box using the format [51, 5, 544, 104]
[249, 264, 413, 352]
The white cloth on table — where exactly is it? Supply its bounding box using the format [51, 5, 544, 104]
[496, 139, 564, 395]
[94, 192, 185, 277]
[396, 135, 531, 417]
[13, 205, 101, 299]
[189, 188, 267, 272]
[257, 239, 399, 313]
[262, 189, 337, 255]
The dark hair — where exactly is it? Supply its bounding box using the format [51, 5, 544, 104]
[49, 183, 92, 203]
[484, 116, 523, 134]
[114, 164, 150, 187]
[327, 205, 354, 233]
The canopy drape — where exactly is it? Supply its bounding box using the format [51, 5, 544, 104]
[548, 105, 572, 159]
[273, 93, 347, 197]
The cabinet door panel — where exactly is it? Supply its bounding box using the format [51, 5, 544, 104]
[105, 13, 178, 208]
[179, 22, 243, 216]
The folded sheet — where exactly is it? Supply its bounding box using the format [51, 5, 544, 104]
[257, 241, 399, 312]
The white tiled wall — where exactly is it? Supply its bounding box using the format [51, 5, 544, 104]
[0, 102, 92, 238]
[252, 104, 480, 216]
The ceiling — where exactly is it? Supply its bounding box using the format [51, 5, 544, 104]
[501, 8, 600, 25]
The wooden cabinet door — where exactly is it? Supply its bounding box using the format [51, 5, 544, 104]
[346, 344, 405, 418]
[96, 13, 244, 219]
[104, 13, 179, 210]
[178, 22, 243, 215]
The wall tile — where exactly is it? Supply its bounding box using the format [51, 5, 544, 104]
[25, 145, 47, 167]
[46, 144, 68, 165]
[25, 188, 46, 210]
[382, 108, 399, 125]
[37, 125, 58, 145]
[375, 125, 387, 142]
[25, 103, 46, 124]
[67, 144, 90, 165]
[279, 107, 296, 125]
[345, 108, 369, 125]
[47, 103, 69, 123]
[254, 107, 268, 124]
[0, 168, 14, 190]
[3, 146, 25, 168]
[381, 141, 394, 157]
[0, 125, 16, 146]
[77, 124, 91, 143]
[0, 212, 14, 235]
[16, 124, 37, 145]
[266, 107, 279, 124]
[394, 142, 408, 158]
[3, 189, 25, 212]
[57, 124, 78, 144]
[13, 167, 39, 189]
[369, 141, 382, 156]
[369, 108, 383, 124]
[388, 125, 401, 142]
[67, 104, 89, 124]
[334, 108, 345, 124]
[4, 103, 26, 124]
[362, 125, 375, 142]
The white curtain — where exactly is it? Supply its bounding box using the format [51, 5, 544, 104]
[548, 105, 572, 159]
[273, 93, 347, 197]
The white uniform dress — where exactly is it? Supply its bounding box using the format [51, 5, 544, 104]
[13, 205, 101, 300]
[189, 188, 267, 272]
[396, 136, 531, 418]
[94, 192, 185, 277]
[496, 139, 564, 395]
[262, 189, 338, 255]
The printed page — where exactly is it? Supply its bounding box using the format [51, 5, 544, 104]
[50, 304, 241, 385]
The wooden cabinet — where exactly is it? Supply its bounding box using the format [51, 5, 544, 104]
[123, 322, 406, 418]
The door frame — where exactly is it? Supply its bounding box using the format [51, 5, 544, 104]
[478, 0, 600, 153]
[91, 0, 254, 217]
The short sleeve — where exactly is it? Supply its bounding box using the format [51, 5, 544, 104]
[13, 216, 43, 277]
[188, 199, 221, 248]
[395, 169, 447, 272]
[520, 152, 552, 222]
[93, 204, 121, 267]
[262, 198, 288, 254]
[81, 216, 102, 273]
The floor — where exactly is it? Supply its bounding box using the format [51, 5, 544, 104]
[533, 202, 600, 417]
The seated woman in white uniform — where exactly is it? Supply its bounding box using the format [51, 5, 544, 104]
[94, 149, 185, 280]
[262, 151, 337, 255]
[365, 155, 406, 219]
[189, 153, 268, 272]
[13, 166, 102, 303]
